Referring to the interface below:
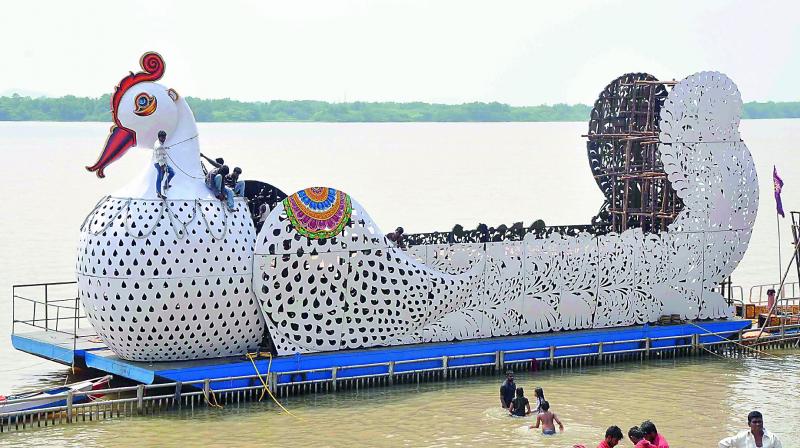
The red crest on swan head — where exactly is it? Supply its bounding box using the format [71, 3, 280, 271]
[86, 52, 165, 178]
[110, 52, 165, 127]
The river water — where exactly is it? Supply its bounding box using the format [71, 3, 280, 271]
[1, 120, 799, 446]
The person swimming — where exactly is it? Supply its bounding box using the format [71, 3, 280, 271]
[533, 386, 546, 413]
[529, 400, 563, 435]
[508, 387, 531, 417]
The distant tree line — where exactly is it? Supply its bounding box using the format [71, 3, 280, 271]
[0, 94, 798, 122]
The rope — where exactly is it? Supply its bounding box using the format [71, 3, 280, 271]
[86, 197, 231, 242]
[86, 197, 128, 236]
[166, 152, 205, 180]
[202, 385, 223, 409]
[163, 134, 198, 150]
[163, 200, 195, 240]
[80, 195, 110, 232]
[161, 134, 204, 180]
[123, 199, 167, 240]
[246, 352, 302, 420]
[685, 321, 778, 359]
[198, 200, 230, 241]
[698, 344, 735, 361]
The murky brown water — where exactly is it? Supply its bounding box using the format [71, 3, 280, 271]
[2, 352, 799, 447]
[1, 121, 799, 446]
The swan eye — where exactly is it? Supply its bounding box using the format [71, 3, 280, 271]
[133, 92, 157, 116]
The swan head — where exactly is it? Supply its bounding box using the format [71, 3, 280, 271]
[86, 52, 180, 178]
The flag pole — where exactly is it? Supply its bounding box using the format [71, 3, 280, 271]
[778, 212, 783, 289]
[773, 165, 786, 299]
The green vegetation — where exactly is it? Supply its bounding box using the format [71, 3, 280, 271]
[0, 94, 798, 122]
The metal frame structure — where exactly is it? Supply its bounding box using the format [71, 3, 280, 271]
[11, 282, 94, 355]
[586, 73, 683, 233]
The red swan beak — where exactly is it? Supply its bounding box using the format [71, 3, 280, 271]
[86, 126, 136, 178]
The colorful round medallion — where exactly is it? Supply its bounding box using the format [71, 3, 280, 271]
[283, 187, 353, 239]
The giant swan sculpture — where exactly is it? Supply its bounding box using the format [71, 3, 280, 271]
[78, 53, 265, 360]
[77, 53, 758, 360]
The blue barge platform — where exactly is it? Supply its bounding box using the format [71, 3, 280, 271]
[12, 319, 750, 389]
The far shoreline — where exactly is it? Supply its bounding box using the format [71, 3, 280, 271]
[0, 117, 798, 124]
[2, 95, 799, 122]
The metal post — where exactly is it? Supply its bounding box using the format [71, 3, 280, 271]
[136, 384, 144, 414]
[597, 341, 603, 362]
[174, 381, 182, 408]
[442, 356, 449, 380]
[11, 285, 15, 335]
[66, 390, 74, 422]
[498, 351, 505, 372]
[494, 350, 501, 372]
[75, 296, 81, 329]
[331, 367, 338, 391]
[549, 346, 555, 365]
[387, 362, 394, 386]
[44, 284, 49, 331]
[645, 337, 651, 359]
[268, 372, 277, 395]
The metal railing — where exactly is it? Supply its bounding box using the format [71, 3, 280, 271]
[748, 281, 800, 306]
[3, 322, 800, 433]
[11, 282, 95, 353]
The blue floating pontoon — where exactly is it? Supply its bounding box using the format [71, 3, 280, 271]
[12, 319, 750, 389]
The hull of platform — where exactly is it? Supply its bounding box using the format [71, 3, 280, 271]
[9, 319, 746, 386]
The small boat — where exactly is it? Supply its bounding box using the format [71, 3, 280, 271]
[0, 375, 112, 413]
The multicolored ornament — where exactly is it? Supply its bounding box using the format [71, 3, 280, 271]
[284, 187, 352, 239]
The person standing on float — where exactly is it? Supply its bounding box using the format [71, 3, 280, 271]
[153, 130, 174, 199]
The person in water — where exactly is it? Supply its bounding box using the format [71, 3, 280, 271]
[640, 420, 669, 448]
[594, 425, 624, 448]
[718, 411, 783, 448]
[499, 371, 516, 409]
[529, 400, 563, 435]
[629, 426, 656, 448]
[508, 387, 531, 417]
[532, 386, 546, 413]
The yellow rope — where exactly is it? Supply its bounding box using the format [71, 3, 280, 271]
[685, 321, 779, 359]
[698, 344, 735, 361]
[246, 352, 302, 420]
[202, 387, 223, 408]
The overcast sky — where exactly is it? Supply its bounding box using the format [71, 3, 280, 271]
[3, 0, 799, 105]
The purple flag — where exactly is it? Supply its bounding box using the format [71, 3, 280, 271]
[774, 165, 785, 218]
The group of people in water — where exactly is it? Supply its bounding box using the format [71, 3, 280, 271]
[574, 422, 669, 448]
[499, 371, 563, 435]
[500, 370, 668, 446]
[500, 371, 782, 447]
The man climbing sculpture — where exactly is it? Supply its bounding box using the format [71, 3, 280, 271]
[205, 164, 235, 210]
[225, 166, 246, 197]
[154, 130, 175, 199]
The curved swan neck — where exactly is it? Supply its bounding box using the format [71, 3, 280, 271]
[167, 98, 199, 145]
[162, 98, 204, 179]
[112, 96, 214, 200]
